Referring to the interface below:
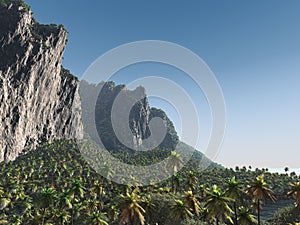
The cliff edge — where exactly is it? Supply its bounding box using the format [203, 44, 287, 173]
[0, 1, 82, 161]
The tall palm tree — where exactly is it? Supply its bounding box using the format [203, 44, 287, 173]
[198, 184, 206, 200]
[183, 191, 201, 217]
[173, 173, 182, 194]
[225, 176, 243, 225]
[186, 171, 198, 193]
[204, 185, 233, 225]
[167, 151, 183, 193]
[287, 181, 300, 207]
[119, 188, 145, 225]
[168, 151, 182, 173]
[245, 175, 276, 225]
[237, 206, 257, 225]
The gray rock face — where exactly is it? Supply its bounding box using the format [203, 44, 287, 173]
[0, 3, 82, 162]
[79, 81, 152, 151]
[80, 81, 179, 152]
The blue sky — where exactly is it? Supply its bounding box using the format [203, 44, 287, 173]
[26, 0, 300, 169]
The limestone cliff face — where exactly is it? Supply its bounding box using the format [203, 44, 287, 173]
[0, 3, 82, 162]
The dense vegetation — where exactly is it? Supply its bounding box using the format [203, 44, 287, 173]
[0, 139, 299, 225]
[268, 206, 300, 224]
[60, 67, 78, 81]
[0, 0, 30, 11]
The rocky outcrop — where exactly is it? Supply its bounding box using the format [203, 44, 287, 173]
[80, 81, 179, 152]
[149, 107, 179, 149]
[0, 2, 82, 162]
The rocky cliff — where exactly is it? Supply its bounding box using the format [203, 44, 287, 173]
[0, 1, 82, 162]
[80, 81, 179, 152]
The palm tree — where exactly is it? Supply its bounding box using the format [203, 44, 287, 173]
[106, 204, 119, 222]
[225, 176, 243, 225]
[27, 207, 44, 225]
[0, 186, 4, 197]
[186, 171, 198, 193]
[89, 211, 109, 225]
[168, 151, 182, 173]
[15, 194, 33, 217]
[245, 175, 276, 225]
[173, 173, 182, 194]
[92, 181, 105, 201]
[284, 167, 289, 174]
[0, 197, 10, 210]
[57, 190, 73, 211]
[90, 180, 105, 211]
[86, 199, 100, 213]
[56, 212, 71, 225]
[141, 195, 155, 224]
[204, 185, 233, 225]
[119, 188, 145, 225]
[70, 179, 86, 199]
[237, 206, 257, 225]
[171, 199, 193, 223]
[38, 187, 57, 225]
[287, 181, 300, 207]
[167, 151, 183, 193]
[198, 184, 206, 200]
[183, 191, 201, 217]
[11, 215, 22, 225]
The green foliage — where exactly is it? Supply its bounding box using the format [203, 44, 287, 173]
[0, 139, 299, 224]
[60, 66, 79, 81]
[29, 22, 64, 48]
[268, 205, 300, 224]
[0, 0, 30, 11]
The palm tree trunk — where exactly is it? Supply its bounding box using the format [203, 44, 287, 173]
[171, 176, 175, 193]
[257, 199, 260, 225]
[129, 215, 134, 225]
[234, 201, 238, 225]
[42, 208, 46, 225]
[71, 208, 74, 225]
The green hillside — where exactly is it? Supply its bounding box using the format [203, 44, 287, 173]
[0, 139, 299, 224]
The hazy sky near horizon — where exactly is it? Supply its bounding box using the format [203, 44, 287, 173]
[26, 0, 300, 168]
